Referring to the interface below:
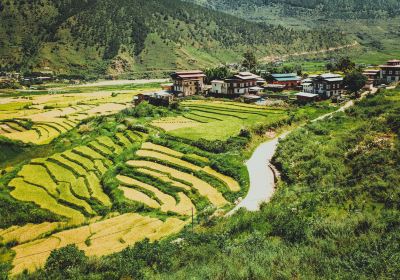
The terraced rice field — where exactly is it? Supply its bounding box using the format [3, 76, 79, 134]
[117, 175, 195, 215]
[117, 142, 241, 213]
[0, 222, 64, 245]
[1, 103, 129, 144]
[7, 132, 144, 225]
[10, 213, 186, 275]
[137, 144, 240, 192]
[152, 100, 288, 140]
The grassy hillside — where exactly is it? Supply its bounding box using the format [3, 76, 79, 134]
[188, 0, 400, 64]
[0, 0, 351, 77]
[15, 88, 400, 279]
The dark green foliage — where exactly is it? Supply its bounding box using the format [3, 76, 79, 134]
[344, 71, 368, 94]
[122, 102, 171, 118]
[44, 244, 88, 277]
[203, 66, 232, 84]
[242, 50, 257, 71]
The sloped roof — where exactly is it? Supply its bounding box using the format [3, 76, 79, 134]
[296, 92, 318, 98]
[271, 73, 301, 81]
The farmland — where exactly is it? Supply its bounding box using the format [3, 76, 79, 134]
[0, 82, 337, 277]
[0, 83, 161, 146]
[153, 100, 289, 140]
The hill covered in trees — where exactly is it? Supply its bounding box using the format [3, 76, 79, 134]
[0, 0, 351, 77]
[190, 0, 400, 20]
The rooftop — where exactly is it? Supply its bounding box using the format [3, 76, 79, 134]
[296, 92, 318, 98]
[234, 72, 261, 80]
[271, 73, 301, 82]
[271, 73, 298, 78]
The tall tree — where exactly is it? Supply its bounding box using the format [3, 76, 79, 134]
[344, 71, 367, 96]
[242, 50, 257, 71]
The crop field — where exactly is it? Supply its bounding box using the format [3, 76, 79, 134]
[0, 86, 267, 277]
[114, 141, 242, 214]
[117, 175, 195, 215]
[0, 82, 161, 145]
[7, 131, 147, 225]
[152, 100, 288, 140]
[0, 222, 64, 245]
[10, 213, 186, 275]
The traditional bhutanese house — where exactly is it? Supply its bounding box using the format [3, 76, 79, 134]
[134, 91, 174, 107]
[362, 69, 381, 88]
[379, 59, 400, 84]
[270, 73, 301, 89]
[170, 70, 206, 96]
[295, 92, 319, 102]
[301, 77, 315, 94]
[311, 73, 344, 99]
[211, 72, 263, 96]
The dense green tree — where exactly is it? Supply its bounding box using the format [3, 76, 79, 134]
[203, 65, 232, 83]
[242, 50, 258, 71]
[45, 244, 88, 276]
[344, 71, 367, 95]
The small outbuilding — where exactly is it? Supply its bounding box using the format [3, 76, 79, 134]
[295, 92, 318, 102]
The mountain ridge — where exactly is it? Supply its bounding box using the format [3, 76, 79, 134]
[0, 0, 351, 77]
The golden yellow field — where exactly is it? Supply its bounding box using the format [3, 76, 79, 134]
[136, 145, 240, 192]
[117, 175, 195, 215]
[127, 160, 229, 207]
[11, 213, 186, 275]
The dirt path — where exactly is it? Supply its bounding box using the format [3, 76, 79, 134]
[68, 79, 169, 88]
[227, 89, 374, 215]
[260, 41, 359, 62]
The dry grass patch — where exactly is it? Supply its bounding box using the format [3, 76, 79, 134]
[136, 149, 199, 170]
[203, 166, 240, 192]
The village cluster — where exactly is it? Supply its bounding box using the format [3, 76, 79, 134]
[135, 59, 400, 105]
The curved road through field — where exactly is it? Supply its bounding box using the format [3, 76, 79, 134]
[227, 89, 376, 215]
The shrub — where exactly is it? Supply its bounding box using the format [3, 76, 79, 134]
[45, 245, 88, 276]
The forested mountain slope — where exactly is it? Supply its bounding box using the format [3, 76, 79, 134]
[189, 0, 400, 64]
[0, 0, 351, 77]
[190, 0, 400, 21]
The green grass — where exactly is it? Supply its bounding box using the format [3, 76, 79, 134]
[9, 178, 85, 222]
[57, 182, 94, 215]
[171, 101, 288, 140]
[18, 164, 58, 197]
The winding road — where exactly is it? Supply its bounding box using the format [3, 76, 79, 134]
[227, 89, 376, 216]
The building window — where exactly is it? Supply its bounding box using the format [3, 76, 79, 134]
[389, 71, 393, 75]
